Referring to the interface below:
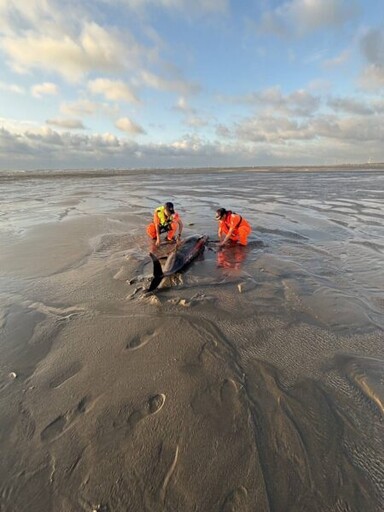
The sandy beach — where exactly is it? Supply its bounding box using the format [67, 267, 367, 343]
[1, 168, 383, 511]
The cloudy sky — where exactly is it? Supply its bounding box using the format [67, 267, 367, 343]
[1, 0, 383, 170]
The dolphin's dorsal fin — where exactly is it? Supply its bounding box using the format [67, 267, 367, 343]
[148, 252, 164, 291]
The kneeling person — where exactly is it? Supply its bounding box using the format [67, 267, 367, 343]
[215, 208, 251, 247]
[147, 202, 183, 247]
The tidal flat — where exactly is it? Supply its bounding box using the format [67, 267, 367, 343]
[1, 168, 383, 511]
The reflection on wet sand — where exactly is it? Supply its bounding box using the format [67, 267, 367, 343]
[217, 244, 248, 269]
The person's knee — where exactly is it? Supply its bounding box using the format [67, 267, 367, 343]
[146, 223, 156, 238]
[167, 230, 176, 240]
[238, 230, 249, 245]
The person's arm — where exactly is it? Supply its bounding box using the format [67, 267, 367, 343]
[219, 214, 237, 247]
[154, 212, 161, 246]
[219, 227, 234, 247]
[155, 226, 161, 246]
[177, 218, 183, 238]
[218, 220, 224, 240]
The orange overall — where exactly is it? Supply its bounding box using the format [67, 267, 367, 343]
[146, 206, 180, 241]
[218, 212, 251, 246]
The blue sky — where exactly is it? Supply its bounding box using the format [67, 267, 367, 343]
[0, 0, 383, 170]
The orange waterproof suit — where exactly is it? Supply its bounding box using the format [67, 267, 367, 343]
[218, 211, 251, 246]
[146, 205, 181, 241]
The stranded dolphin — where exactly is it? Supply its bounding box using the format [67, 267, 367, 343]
[148, 234, 208, 292]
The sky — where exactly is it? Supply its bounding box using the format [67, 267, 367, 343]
[0, 0, 383, 170]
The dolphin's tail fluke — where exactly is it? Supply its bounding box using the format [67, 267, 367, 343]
[148, 252, 164, 292]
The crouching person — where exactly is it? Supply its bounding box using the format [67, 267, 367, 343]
[147, 202, 183, 247]
[215, 208, 251, 247]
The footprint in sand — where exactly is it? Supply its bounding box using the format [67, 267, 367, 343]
[48, 361, 82, 389]
[221, 486, 249, 511]
[113, 266, 131, 281]
[191, 378, 241, 433]
[18, 405, 36, 441]
[221, 378, 242, 427]
[40, 396, 90, 442]
[127, 394, 166, 430]
[220, 378, 239, 406]
[125, 330, 157, 350]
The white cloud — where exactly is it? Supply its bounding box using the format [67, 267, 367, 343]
[139, 70, 199, 95]
[61, 99, 100, 116]
[0, 0, 149, 83]
[0, 0, 190, 88]
[0, 0, 198, 105]
[174, 96, 190, 112]
[223, 86, 321, 117]
[0, 126, 127, 165]
[115, 117, 145, 134]
[172, 96, 209, 128]
[31, 82, 59, 98]
[0, 0, 164, 86]
[0, 126, 220, 169]
[217, 111, 384, 146]
[0, 116, 42, 134]
[0, 0, 74, 31]
[112, 0, 229, 16]
[231, 115, 313, 143]
[323, 49, 351, 68]
[1, 121, 383, 170]
[2, 22, 129, 81]
[183, 115, 209, 128]
[327, 96, 373, 115]
[312, 115, 384, 142]
[360, 27, 384, 67]
[259, 0, 358, 37]
[46, 118, 85, 129]
[359, 65, 384, 91]
[60, 99, 119, 118]
[0, 81, 25, 94]
[307, 79, 332, 93]
[0, 0, 51, 35]
[88, 78, 139, 103]
[359, 27, 384, 91]
[173, 95, 199, 116]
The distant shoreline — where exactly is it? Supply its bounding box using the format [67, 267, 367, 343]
[1, 162, 384, 180]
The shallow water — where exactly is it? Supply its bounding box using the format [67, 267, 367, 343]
[0, 168, 383, 511]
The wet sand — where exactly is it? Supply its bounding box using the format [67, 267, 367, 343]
[0, 168, 383, 511]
